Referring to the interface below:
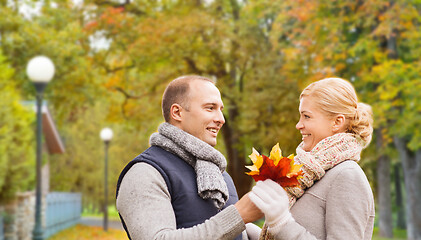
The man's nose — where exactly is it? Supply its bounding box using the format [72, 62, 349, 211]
[216, 110, 225, 125]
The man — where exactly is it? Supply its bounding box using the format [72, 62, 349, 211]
[116, 75, 262, 239]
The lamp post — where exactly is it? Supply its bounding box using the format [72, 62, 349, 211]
[100, 127, 113, 231]
[26, 56, 55, 240]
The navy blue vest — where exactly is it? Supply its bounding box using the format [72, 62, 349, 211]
[116, 146, 242, 240]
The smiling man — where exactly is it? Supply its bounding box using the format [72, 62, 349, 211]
[116, 75, 262, 240]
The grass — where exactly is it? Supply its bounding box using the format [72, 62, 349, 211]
[372, 227, 407, 240]
[82, 205, 121, 221]
[48, 225, 127, 240]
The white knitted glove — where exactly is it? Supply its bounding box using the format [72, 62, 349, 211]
[249, 179, 292, 233]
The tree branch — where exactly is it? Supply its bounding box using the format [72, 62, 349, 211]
[183, 57, 202, 74]
[114, 86, 144, 99]
[93, 0, 146, 15]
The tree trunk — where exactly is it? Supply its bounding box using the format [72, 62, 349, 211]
[393, 136, 421, 240]
[376, 129, 393, 238]
[222, 0, 252, 197]
[222, 110, 252, 198]
[394, 163, 406, 229]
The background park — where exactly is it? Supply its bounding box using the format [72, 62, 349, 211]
[0, 0, 420, 239]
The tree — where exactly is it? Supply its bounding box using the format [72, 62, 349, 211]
[266, 0, 421, 237]
[0, 0, 114, 208]
[376, 128, 393, 238]
[4, 3, 419, 235]
[363, 10, 421, 237]
[393, 163, 406, 229]
[81, 0, 302, 196]
[0, 50, 35, 203]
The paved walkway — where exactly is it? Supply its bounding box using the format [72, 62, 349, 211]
[80, 217, 124, 231]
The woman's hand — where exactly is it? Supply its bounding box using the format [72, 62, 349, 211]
[249, 179, 293, 229]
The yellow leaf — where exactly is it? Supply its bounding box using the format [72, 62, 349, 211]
[249, 148, 263, 169]
[245, 169, 260, 176]
[245, 165, 259, 175]
[286, 158, 303, 178]
[269, 143, 282, 165]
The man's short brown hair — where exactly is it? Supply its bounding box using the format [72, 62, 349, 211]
[162, 75, 216, 122]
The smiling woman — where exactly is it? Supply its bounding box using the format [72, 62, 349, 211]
[298, 77, 373, 149]
[248, 77, 375, 240]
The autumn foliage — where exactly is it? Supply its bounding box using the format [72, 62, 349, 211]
[49, 225, 127, 240]
[246, 143, 303, 188]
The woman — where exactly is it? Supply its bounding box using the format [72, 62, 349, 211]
[249, 77, 375, 240]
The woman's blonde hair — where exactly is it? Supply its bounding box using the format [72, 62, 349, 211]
[300, 77, 373, 147]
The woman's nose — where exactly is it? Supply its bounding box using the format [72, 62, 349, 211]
[296, 120, 303, 130]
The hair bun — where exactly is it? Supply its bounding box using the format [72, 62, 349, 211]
[349, 102, 373, 147]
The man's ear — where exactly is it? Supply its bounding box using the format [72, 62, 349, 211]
[333, 114, 346, 133]
[170, 103, 183, 123]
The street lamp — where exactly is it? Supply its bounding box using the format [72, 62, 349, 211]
[100, 127, 113, 231]
[26, 56, 55, 240]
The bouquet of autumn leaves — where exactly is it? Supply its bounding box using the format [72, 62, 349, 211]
[246, 143, 303, 188]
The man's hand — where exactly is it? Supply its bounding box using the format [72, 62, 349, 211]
[234, 193, 264, 223]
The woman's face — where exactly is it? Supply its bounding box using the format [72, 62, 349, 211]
[296, 96, 336, 152]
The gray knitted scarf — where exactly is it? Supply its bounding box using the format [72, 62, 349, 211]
[149, 122, 229, 209]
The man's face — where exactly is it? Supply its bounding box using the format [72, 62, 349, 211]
[177, 80, 225, 146]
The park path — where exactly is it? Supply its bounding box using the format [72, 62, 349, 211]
[80, 217, 124, 231]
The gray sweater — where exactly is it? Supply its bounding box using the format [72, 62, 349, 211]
[271, 161, 375, 240]
[116, 163, 248, 240]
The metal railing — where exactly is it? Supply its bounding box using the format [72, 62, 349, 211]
[45, 192, 81, 238]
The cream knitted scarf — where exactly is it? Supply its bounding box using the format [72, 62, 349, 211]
[259, 133, 364, 240]
[149, 122, 229, 210]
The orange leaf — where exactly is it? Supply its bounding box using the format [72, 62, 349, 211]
[245, 144, 303, 188]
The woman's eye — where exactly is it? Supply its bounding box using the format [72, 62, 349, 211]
[304, 115, 310, 119]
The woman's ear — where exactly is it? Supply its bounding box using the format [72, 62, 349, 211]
[333, 114, 346, 133]
[170, 103, 183, 123]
